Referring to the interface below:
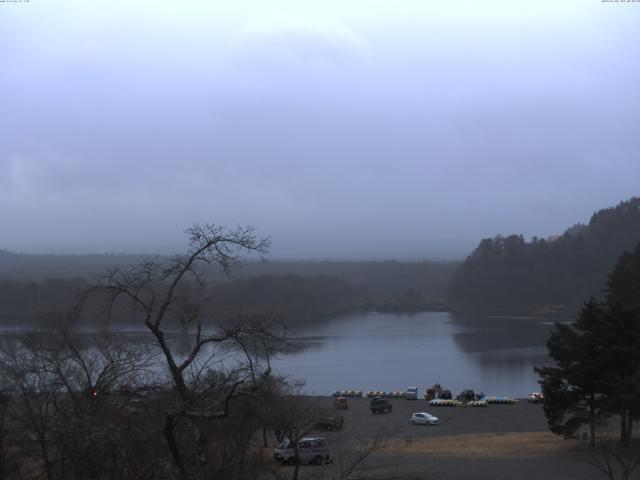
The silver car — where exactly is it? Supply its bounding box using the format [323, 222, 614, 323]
[273, 437, 330, 465]
[410, 412, 439, 425]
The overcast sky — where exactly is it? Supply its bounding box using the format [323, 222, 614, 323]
[1, 0, 639, 259]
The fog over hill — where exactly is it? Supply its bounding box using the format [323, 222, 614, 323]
[2, 1, 639, 259]
[2, 196, 639, 323]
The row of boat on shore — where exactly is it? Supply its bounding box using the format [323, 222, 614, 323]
[331, 389, 520, 405]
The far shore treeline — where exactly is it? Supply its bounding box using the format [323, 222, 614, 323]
[451, 197, 640, 315]
[1, 196, 639, 325]
[0, 259, 456, 325]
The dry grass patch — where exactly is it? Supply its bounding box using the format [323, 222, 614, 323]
[384, 432, 582, 458]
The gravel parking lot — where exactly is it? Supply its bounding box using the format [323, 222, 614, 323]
[278, 396, 606, 480]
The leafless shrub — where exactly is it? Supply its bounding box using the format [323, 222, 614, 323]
[0, 324, 159, 480]
[584, 423, 640, 480]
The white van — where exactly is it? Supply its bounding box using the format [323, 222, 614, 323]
[273, 437, 330, 465]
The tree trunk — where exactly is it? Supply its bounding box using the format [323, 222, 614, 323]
[148, 326, 189, 400]
[262, 427, 268, 448]
[292, 443, 300, 480]
[621, 411, 628, 447]
[590, 392, 596, 448]
[39, 438, 54, 480]
[192, 418, 209, 467]
[163, 415, 190, 480]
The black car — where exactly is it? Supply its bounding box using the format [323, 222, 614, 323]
[314, 416, 344, 431]
[370, 397, 393, 414]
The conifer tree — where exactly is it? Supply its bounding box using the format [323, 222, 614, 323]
[537, 243, 640, 446]
[601, 244, 640, 445]
[536, 299, 608, 446]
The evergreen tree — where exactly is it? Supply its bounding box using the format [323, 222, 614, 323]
[606, 243, 640, 314]
[452, 197, 640, 313]
[537, 243, 640, 446]
[600, 244, 640, 445]
[536, 299, 608, 446]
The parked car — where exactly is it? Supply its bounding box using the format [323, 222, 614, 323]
[273, 437, 330, 465]
[410, 412, 439, 425]
[425, 383, 449, 400]
[314, 416, 344, 431]
[457, 389, 476, 402]
[406, 387, 418, 400]
[440, 389, 453, 400]
[370, 397, 393, 414]
[334, 396, 349, 409]
[527, 392, 544, 403]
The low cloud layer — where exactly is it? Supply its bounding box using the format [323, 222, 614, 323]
[1, 1, 639, 258]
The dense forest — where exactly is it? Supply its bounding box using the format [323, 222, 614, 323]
[3, 197, 640, 323]
[450, 197, 640, 314]
[0, 257, 456, 325]
[0, 252, 456, 300]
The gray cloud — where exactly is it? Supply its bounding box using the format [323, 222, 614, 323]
[1, 1, 639, 258]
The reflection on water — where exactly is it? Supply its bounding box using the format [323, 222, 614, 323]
[0, 311, 560, 397]
[271, 311, 558, 397]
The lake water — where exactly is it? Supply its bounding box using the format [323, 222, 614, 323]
[0, 310, 561, 399]
[271, 311, 559, 398]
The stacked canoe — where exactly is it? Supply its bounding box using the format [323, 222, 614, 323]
[483, 396, 518, 404]
[429, 399, 461, 407]
[429, 399, 489, 407]
[366, 391, 406, 398]
[332, 390, 363, 398]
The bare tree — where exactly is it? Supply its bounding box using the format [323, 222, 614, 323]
[267, 402, 412, 480]
[330, 427, 398, 480]
[585, 425, 640, 480]
[0, 391, 20, 480]
[0, 225, 295, 479]
[0, 334, 63, 480]
[268, 393, 327, 480]
[0, 392, 13, 479]
[31, 323, 154, 415]
[586, 442, 640, 480]
[330, 424, 427, 480]
[90, 224, 294, 479]
[0, 323, 158, 480]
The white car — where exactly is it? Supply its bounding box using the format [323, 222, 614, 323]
[411, 412, 439, 425]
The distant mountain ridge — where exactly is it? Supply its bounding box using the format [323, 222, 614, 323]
[450, 197, 640, 314]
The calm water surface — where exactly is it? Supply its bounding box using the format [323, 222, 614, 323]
[0, 311, 559, 398]
[271, 311, 557, 398]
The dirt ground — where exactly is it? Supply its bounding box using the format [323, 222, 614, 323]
[275, 397, 613, 480]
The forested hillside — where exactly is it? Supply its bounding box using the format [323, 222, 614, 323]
[0, 251, 456, 301]
[4, 198, 639, 321]
[450, 197, 640, 314]
[0, 255, 457, 325]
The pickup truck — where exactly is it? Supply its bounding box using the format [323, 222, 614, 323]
[370, 397, 393, 414]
